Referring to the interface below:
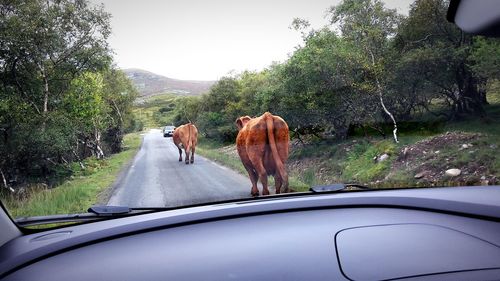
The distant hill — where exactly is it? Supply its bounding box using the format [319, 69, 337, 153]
[123, 68, 215, 96]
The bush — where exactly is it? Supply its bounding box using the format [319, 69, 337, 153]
[125, 118, 144, 133]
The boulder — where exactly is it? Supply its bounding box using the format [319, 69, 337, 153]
[445, 168, 461, 177]
[377, 153, 389, 162]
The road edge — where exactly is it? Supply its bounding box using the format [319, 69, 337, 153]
[97, 134, 145, 205]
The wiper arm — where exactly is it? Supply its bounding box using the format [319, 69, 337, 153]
[309, 183, 372, 193]
[15, 206, 158, 227]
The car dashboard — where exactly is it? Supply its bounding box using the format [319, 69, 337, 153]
[1, 186, 500, 281]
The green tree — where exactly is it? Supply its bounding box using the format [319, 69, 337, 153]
[328, 0, 402, 142]
[0, 0, 114, 184]
[102, 69, 139, 153]
[272, 28, 382, 140]
[470, 37, 500, 79]
[394, 0, 488, 118]
[1, 0, 111, 118]
[63, 72, 107, 159]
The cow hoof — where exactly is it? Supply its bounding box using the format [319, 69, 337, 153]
[190, 160, 194, 164]
[178, 159, 182, 162]
[251, 191, 259, 197]
[185, 162, 189, 165]
[262, 190, 270, 196]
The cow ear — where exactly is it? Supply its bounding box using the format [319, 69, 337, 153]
[236, 116, 251, 130]
[236, 115, 252, 131]
[235, 118, 244, 131]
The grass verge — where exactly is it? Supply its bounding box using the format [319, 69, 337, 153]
[2, 133, 142, 219]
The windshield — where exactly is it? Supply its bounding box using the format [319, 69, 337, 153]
[0, 0, 498, 226]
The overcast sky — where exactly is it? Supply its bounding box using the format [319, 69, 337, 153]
[89, 0, 414, 81]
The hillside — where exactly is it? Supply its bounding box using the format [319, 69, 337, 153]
[123, 68, 214, 97]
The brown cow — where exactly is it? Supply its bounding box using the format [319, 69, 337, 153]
[173, 123, 198, 164]
[235, 112, 289, 196]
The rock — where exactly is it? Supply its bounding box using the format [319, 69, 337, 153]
[403, 147, 409, 156]
[481, 176, 486, 180]
[377, 153, 389, 162]
[490, 144, 498, 149]
[414, 171, 428, 179]
[434, 150, 440, 154]
[445, 168, 461, 177]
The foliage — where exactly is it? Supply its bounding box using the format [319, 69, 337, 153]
[1, 133, 142, 219]
[393, 0, 490, 118]
[173, 0, 500, 146]
[0, 0, 137, 190]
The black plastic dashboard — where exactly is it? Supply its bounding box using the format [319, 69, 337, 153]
[1, 186, 500, 281]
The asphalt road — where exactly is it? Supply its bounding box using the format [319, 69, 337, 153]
[107, 129, 251, 207]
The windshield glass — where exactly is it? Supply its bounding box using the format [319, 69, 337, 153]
[0, 0, 498, 226]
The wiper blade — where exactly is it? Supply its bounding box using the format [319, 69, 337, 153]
[88, 205, 131, 216]
[310, 183, 372, 193]
[15, 205, 158, 227]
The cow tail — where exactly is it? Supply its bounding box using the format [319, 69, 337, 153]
[264, 112, 288, 190]
[186, 124, 192, 154]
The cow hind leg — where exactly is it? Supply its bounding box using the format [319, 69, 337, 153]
[190, 147, 195, 164]
[253, 162, 269, 196]
[281, 170, 289, 193]
[178, 148, 183, 162]
[243, 163, 259, 196]
[184, 147, 190, 165]
[274, 175, 282, 194]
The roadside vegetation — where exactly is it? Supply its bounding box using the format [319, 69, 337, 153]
[161, 0, 499, 190]
[0, 1, 141, 216]
[2, 133, 141, 218]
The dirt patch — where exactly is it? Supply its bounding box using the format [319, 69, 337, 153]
[212, 132, 499, 187]
[392, 132, 498, 186]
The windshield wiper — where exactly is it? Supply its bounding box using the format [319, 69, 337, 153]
[15, 206, 160, 227]
[310, 183, 372, 193]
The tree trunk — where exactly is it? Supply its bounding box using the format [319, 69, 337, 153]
[40, 64, 50, 129]
[40, 65, 49, 115]
[368, 49, 399, 143]
[454, 64, 486, 118]
[94, 129, 104, 159]
[0, 168, 14, 193]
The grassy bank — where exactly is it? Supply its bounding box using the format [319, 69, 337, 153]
[289, 118, 499, 189]
[195, 102, 499, 192]
[2, 133, 142, 219]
